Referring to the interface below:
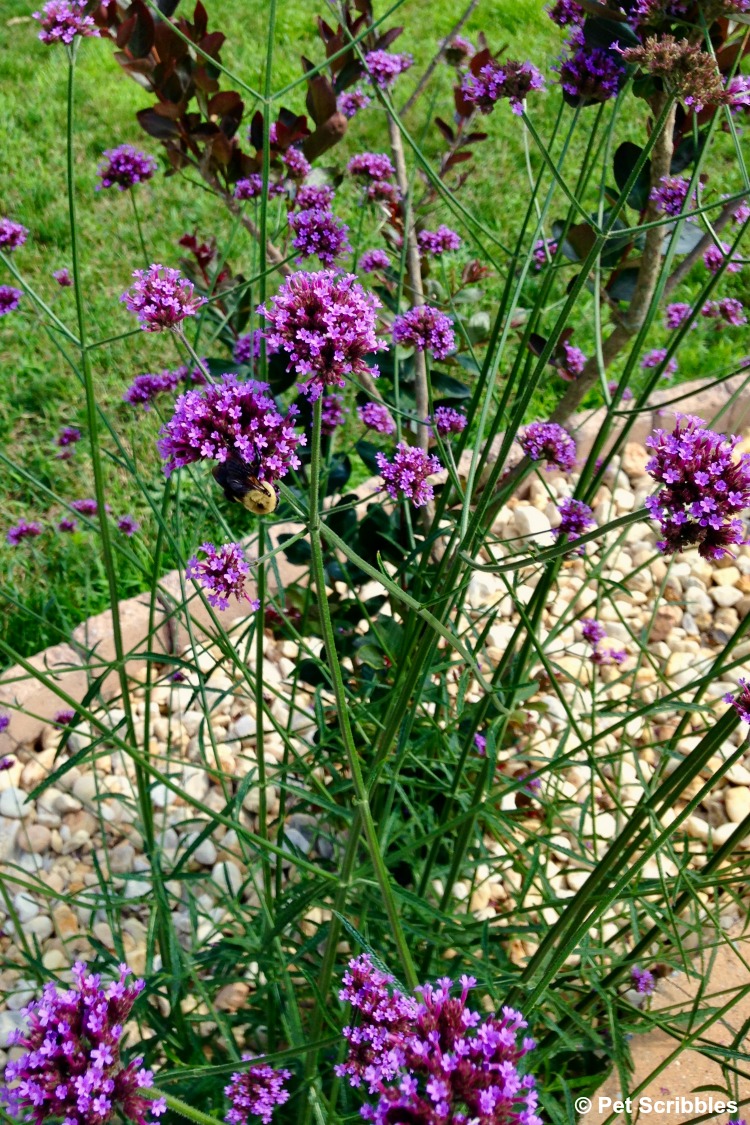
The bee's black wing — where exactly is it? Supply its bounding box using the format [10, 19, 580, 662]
[212, 457, 251, 503]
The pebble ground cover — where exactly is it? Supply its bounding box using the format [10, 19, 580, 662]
[2, 1, 750, 1124]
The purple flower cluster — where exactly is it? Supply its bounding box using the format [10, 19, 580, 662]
[364, 50, 414, 89]
[0, 286, 22, 315]
[289, 208, 351, 264]
[71, 498, 99, 517]
[234, 329, 263, 367]
[234, 176, 263, 201]
[359, 401, 396, 434]
[282, 147, 311, 179]
[359, 248, 390, 273]
[581, 618, 626, 665]
[224, 1056, 291, 1125]
[1, 961, 165, 1125]
[558, 340, 586, 378]
[533, 239, 558, 270]
[702, 298, 747, 325]
[392, 305, 455, 359]
[56, 426, 82, 459]
[58, 517, 78, 533]
[704, 241, 743, 274]
[124, 363, 206, 410]
[0, 713, 9, 733]
[725, 678, 750, 723]
[117, 515, 140, 536]
[296, 184, 335, 211]
[430, 407, 467, 438]
[321, 394, 347, 435]
[0, 219, 28, 252]
[33, 0, 99, 44]
[418, 226, 462, 257]
[159, 375, 304, 480]
[554, 497, 595, 551]
[518, 421, 576, 471]
[187, 542, 258, 612]
[664, 302, 693, 330]
[376, 443, 443, 508]
[53, 267, 72, 287]
[339, 88, 372, 117]
[649, 175, 693, 216]
[547, 0, 584, 25]
[555, 33, 625, 104]
[607, 381, 634, 401]
[641, 348, 677, 377]
[6, 520, 42, 546]
[121, 265, 206, 332]
[336, 954, 541, 1125]
[474, 732, 487, 755]
[462, 59, 545, 115]
[348, 153, 396, 180]
[97, 145, 157, 191]
[645, 414, 750, 559]
[631, 967, 656, 995]
[259, 270, 386, 401]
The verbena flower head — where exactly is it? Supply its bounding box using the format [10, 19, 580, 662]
[533, 238, 558, 270]
[0, 713, 9, 734]
[53, 267, 72, 287]
[418, 226, 462, 257]
[582, 618, 626, 665]
[620, 36, 727, 113]
[321, 394, 347, 435]
[234, 329, 263, 367]
[54, 709, 75, 726]
[376, 444, 443, 508]
[33, 0, 99, 45]
[339, 88, 371, 117]
[366, 180, 401, 205]
[0, 286, 22, 315]
[224, 1055, 291, 1125]
[559, 340, 586, 378]
[348, 153, 396, 180]
[124, 370, 180, 409]
[430, 407, 467, 437]
[97, 145, 158, 191]
[581, 619, 606, 647]
[0, 757, 13, 771]
[187, 542, 258, 611]
[645, 414, 750, 559]
[641, 348, 677, 377]
[554, 497, 595, 551]
[704, 240, 743, 275]
[259, 270, 386, 401]
[725, 678, 750, 723]
[1, 961, 165, 1125]
[289, 208, 351, 264]
[649, 175, 693, 216]
[392, 305, 455, 359]
[359, 249, 390, 273]
[359, 401, 396, 434]
[462, 58, 545, 115]
[607, 381, 633, 401]
[121, 265, 206, 332]
[336, 955, 541, 1125]
[717, 298, 747, 326]
[57, 426, 81, 453]
[726, 74, 750, 109]
[117, 515, 140, 536]
[159, 375, 304, 479]
[555, 32, 625, 103]
[631, 967, 656, 995]
[548, 0, 584, 25]
[7, 520, 42, 546]
[664, 302, 692, 330]
[0, 219, 28, 252]
[282, 147, 311, 179]
[296, 184, 335, 211]
[518, 421, 576, 471]
[58, 517, 78, 533]
[474, 732, 487, 755]
[234, 176, 263, 201]
[364, 49, 414, 89]
[71, 499, 99, 516]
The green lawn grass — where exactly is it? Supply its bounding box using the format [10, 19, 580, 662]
[1, 0, 748, 662]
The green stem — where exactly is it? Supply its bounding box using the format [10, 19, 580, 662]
[144, 1089, 221, 1125]
[130, 189, 149, 268]
[308, 397, 418, 989]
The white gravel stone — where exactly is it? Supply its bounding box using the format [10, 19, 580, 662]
[512, 506, 555, 546]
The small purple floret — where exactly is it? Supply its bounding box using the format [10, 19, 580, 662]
[376, 443, 443, 508]
[359, 401, 396, 434]
[418, 226, 462, 257]
[518, 421, 576, 471]
[97, 145, 157, 191]
[430, 406, 467, 437]
[359, 248, 390, 273]
[462, 58, 545, 115]
[121, 264, 206, 332]
[392, 305, 455, 359]
[33, 0, 99, 44]
[289, 208, 351, 264]
[0, 286, 22, 315]
[187, 542, 258, 612]
[7, 520, 42, 546]
[0, 219, 28, 251]
[224, 1055, 291, 1125]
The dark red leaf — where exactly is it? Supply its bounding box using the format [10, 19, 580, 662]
[374, 26, 403, 51]
[137, 106, 182, 139]
[435, 117, 455, 143]
[303, 64, 338, 126]
[193, 0, 207, 38]
[302, 112, 347, 161]
[444, 151, 473, 168]
[199, 31, 225, 59]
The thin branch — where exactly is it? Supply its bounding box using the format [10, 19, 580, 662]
[400, 0, 479, 116]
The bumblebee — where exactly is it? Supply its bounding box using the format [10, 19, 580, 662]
[212, 456, 278, 515]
